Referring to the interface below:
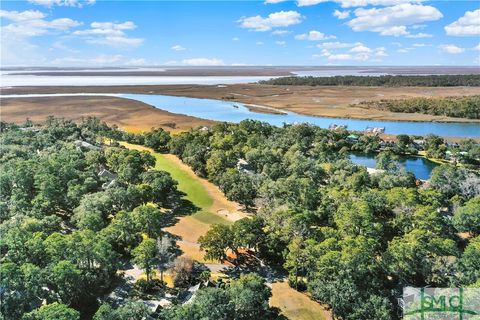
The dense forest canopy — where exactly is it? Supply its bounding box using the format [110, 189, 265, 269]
[0, 118, 280, 320]
[1, 117, 479, 320]
[167, 121, 480, 320]
[354, 95, 480, 119]
[259, 74, 480, 87]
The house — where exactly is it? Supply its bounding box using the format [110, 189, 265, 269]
[74, 140, 101, 151]
[178, 283, 202, 304]
[98, 168, 118, 189]
[236, 159, 255, 175]
[365, 126, 385, 134]
[329, 124, 347, 131]
[412, 139, 425, 150]
[380, 139, 396, 149]
[346, 134, 359, 143]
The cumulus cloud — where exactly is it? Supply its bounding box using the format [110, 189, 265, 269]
[295, 30, 335, 41]
[276, 40, 286, 46]
[439, 44, 465, 54]
[171, 44, 186, 51]
[350, 44, 371, 53]
[333, 9, 350, 19]
[238, 11, 303, 32]
[473, 43, 480, 51]
[444, 9, 480, 36]
[28, 0, 95, 7]
[0, 9, 81, 37]
[319, 43, 386, 61]
[72, 21, 143, 48]
[347, 3, 443, 37]
[182, 58, 225, 66]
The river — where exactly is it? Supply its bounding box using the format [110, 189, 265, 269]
[4, 93, 478, 138]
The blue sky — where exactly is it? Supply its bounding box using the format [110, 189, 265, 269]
[1, 0, 479, 66]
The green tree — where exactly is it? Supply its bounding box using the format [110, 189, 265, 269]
[23, 303, 80, 320]
[48, 260, 83, 305]
[131, 204, 165, 238]
[132, 237, 159, 282]
[198, 224, 234, 263]
[453, 196, 480, 236]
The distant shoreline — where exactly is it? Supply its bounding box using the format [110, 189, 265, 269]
[2, 65, 480, 77]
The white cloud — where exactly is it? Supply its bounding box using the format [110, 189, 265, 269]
[375, 47, 388, 56]
[445, 9, 480, 37]
[333, 9, 350, 19]
[256, 41, 264, 45]
[350, 44, 371, 53]
[232, 37, 240, 41]
[28, 0, 95, 8]
[276, 40, 286, 46]
[72, 21, 143, 48]
[0, 10, 81, 37]
[238, 10, 303, 32]
[295, 30, 335, 41]
[171, 44, 186, 51]
[327, 53, 353, 60]
[439, 44, 465, 54]
[318, 41, 362, 49]
[473, 43, 480, 51]
[272, 29, 291, 35]
[347, 4, 443, 37]
[182, 58, 225, 66]
[397, 48, 412, 53]
[320, 44, 386, 61]
[406, 32, 432, 38]
[411, 24, 427, 29]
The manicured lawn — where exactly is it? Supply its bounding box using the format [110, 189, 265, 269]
[153, 153, 213, 211]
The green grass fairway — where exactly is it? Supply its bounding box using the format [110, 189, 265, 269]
[120, 142, 229, 226]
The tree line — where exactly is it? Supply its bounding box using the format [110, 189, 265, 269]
[259, 74, 480, 87]
[354, 95, 480, 119]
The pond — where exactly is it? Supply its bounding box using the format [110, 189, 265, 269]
[2, 93, 479, 138]
[349, 153, 438, 180]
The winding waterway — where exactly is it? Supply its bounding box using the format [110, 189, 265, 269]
[2, 92, 478, 138]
